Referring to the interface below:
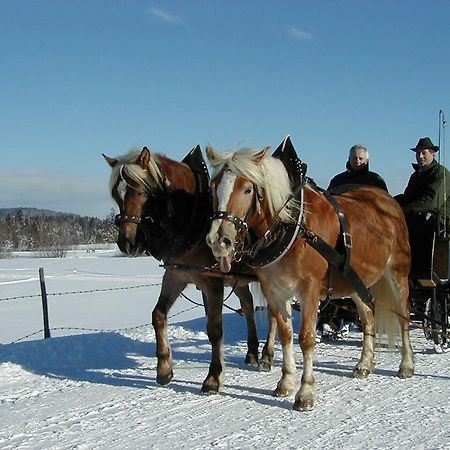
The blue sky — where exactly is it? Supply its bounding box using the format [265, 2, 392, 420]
[1, 1, 449, 218]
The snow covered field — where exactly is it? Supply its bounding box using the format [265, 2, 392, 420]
[0, 248, 449, 449]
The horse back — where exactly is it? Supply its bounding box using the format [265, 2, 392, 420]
[278, 185, 410, 298]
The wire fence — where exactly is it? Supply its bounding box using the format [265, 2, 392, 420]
[1, 269, 213, 345]
[0, 283, 163, 302]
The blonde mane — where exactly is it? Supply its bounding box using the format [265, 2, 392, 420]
[210, 147, 300, 223]
[109, 148, 165, 194]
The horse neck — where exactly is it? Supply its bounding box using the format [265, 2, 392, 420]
[247, 196, 277, 237]
[302, 185, 338, 236]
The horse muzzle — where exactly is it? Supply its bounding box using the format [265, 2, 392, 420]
[117, 223, 146, 257]
[206, 227, 238, 273]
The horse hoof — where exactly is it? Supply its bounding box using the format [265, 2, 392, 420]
[397, 367, 414, 379]
[293, 398, 314, 411]
[273, 386, 294, 397]
[201, 384, 220, 395]
[352, 367, 372, 379]
[156, 370, 173, 386]
[257, 361, 272, 372]
[245, 353, 259, 365]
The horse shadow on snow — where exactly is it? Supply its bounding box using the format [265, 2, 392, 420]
[0, 312, 274, 389]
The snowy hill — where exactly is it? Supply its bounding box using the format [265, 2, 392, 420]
[0, 248, 449, 449]
[0, 207, 81, 218]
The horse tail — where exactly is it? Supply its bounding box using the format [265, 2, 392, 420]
[371, 276, 401, 349]
[250, 282, 267, 309]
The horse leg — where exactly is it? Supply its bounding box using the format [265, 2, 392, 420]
[201, 280, 226, 394]
[152, 271, 187, 385]
[272, 303, 297, 397]
[351, 295, 376, 378]
[234, 284, 259, 365]
[259, 305, 277, 372]
[294, 296, 319, 411]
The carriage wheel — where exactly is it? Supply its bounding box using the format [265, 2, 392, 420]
[422, 298, 434, 341]
[423, 292, 448, 349]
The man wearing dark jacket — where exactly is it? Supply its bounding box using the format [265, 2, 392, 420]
[395, 137, 450, 277]
[318, 144, 388, 340]
[328, 144, 388, 192]
[395, 137, 450, 220]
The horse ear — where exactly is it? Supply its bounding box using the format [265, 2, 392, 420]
[138, 147, 151, 169]
[102, 154, 118, 168]
[254, 145, 270, 165]
[205, 145, 220, 165]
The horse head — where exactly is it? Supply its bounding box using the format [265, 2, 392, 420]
[104, 145, 209, 259]
[103, 147, 166, 256]
[206, 145, 298, 272]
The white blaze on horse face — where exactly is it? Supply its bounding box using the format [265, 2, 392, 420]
[113, 165, 128, 202]
[217, 170, 237, 213]
[207, 170, 238, 256]
[117, 180, 127, 201]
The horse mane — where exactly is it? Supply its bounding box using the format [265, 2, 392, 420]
[210, 147, 300, 223]
[109, 148, 165, 194]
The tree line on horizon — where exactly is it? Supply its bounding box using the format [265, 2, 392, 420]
[0, 209, 118, 257]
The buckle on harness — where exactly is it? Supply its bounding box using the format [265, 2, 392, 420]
[343, 232, 352, 248]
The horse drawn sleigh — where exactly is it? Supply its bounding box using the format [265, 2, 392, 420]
[104, 136, 448, 411]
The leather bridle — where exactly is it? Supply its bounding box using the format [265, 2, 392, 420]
[114, 213, 154, 226]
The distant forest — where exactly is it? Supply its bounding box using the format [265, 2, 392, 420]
[0, 208, 117, 256]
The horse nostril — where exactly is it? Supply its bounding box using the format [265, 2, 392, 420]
[220, 236, 232, 248]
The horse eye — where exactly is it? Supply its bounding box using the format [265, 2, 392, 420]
[138, 191, 148, 198]
[244, 187, 253, 195]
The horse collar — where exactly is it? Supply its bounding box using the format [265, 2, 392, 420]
[242, 186, 305, 268]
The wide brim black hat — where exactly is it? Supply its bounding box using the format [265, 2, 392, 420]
[410, 137, 439, 152]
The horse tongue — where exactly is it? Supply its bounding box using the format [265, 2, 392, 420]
[218, 256, 232, 273]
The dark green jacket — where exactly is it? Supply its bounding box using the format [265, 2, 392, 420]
[396, 159, 450, 220]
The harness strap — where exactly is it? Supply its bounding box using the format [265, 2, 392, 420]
[115, 214, 151, 225]
[320, 189, 353, 260]
[301, 226, 374, 307]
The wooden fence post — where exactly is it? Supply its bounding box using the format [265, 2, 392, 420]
[39, 267, 51, 339]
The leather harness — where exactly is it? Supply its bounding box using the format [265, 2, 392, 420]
[214, 136, 373, 307]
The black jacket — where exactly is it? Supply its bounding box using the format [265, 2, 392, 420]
[327, 161, 388, 192]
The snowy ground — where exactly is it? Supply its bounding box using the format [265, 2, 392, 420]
[0, 248, 449, 449]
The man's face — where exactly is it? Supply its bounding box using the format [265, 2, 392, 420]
[349, 149, 368, 171]
[416, 149, 435, 167]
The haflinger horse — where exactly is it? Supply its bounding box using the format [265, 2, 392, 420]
[103, 146, 277, 393]
[205, 141, 415, 411]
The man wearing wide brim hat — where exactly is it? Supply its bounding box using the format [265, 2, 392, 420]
[410, 136, 440, 153]
[395, 136, 450, 277]
[396, 136, 449, 217]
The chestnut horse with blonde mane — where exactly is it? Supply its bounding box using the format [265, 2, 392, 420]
[205, 143, 414, 411]
[103, 146, 277, 393]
